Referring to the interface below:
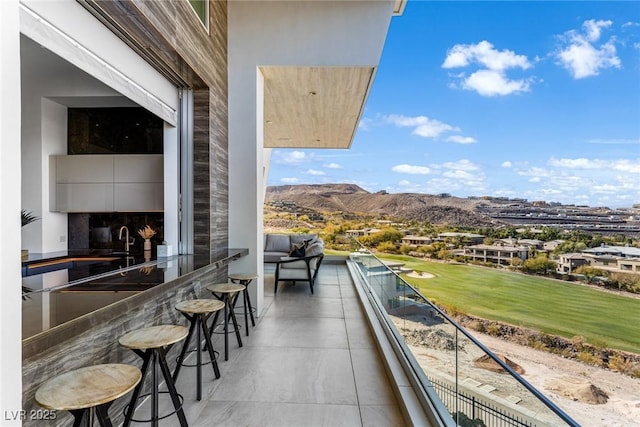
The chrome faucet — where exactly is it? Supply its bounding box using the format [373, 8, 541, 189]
[118, 226, 134, 253]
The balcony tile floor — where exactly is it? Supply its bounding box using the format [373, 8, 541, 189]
[128, 262, 406, 427]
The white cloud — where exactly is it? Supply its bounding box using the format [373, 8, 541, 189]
[392, 164, 432, 175]
[555, 19, 620, 79]
[276, 150, 313, 165]
[442, 41, 535, 96]
[358, 118, 373, 131]
[281, 177, 299, 183]
[398, 180, 412, 187]
[529, 177, 541, 183]
[324, 162, 343, 169]
[501, 161, 513, 168]
[517, 167, 553, 177]
[442, 40, 531, 71]
[462, 69, 533, 97]
[446, 135, 477, 144]
[442, 159, 480, 171]
[548, 157, 640, 173]
[385, 114, 459, 138]
[306, 169, 325, 176]
[443, 170, 475, 180]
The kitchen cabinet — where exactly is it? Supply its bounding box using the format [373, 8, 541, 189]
[51, 155, 163, 212]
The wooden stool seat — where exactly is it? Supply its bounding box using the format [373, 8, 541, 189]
[228, 273, 258, 282]
[119, 325, 188, 350]
[176, 299, 225, 315]
[173, 299, 225, 400]
[35, 364, 141, 426]
[206, 282, 244, 294]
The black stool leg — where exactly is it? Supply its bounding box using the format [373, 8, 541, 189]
[228, 293, 244, 350]
[195, 314, 203, 400]
[151, 350, 158, 427]
[157, 348, 188, 427]
[201, 312, 221, 380]
[243, 283, 256, 327]
[123, 350, 151, 427]
[69, 409, 87, 427]
[95, 401, 114, 427]
[223, 297, 229, 361]
[173, 313, 196, 383]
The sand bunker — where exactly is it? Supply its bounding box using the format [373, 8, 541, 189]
[405, 270, 435, 279]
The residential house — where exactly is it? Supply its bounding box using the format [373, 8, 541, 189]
[464, 244, 529, 266]
[401, 235, 433, 247]
[555, 253, 589, 274]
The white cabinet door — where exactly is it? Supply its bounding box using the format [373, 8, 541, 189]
[114, 183, 163, 212]
[56, 183, 114, 212]
[114, 155, 163, 183]
[52, 155, 163, 212]
[56, 155, 114, 183]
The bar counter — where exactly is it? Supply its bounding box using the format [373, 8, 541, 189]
[21, 248, 248, 426]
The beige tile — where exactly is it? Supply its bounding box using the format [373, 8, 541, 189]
[210, 347, 358, 405]
[345, 316, 376, 349]
[193, 401, 362, 427]
[360, 405, 408, 427]
[351, 348, 398, 405]
[265, 296, 344, 318]
[245, 316, 348, 349]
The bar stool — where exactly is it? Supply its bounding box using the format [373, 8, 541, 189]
[35, 363, 141, 427]
[228, 273, 258, 336]
[205, 282, 244, 361]
[119, 325, 189, 427]
[173, 299, 225, 401]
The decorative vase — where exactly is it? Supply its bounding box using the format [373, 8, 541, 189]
[144, 239, 151, 251]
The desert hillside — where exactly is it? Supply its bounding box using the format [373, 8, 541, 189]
[266, 183, 501, 227]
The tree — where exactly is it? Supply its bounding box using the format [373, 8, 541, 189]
[522, 255, 556, 275]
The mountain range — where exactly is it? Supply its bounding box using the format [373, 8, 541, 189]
[265, 184, 502, 227]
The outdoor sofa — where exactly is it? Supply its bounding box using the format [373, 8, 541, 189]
[263, 233, 324, 294]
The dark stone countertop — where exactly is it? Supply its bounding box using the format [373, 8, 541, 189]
[21, 248, 249, 343]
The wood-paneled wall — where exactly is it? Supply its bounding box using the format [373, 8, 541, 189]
[79, 0, 229, 256]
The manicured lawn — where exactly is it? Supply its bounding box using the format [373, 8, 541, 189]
[378, 254, 640, 354]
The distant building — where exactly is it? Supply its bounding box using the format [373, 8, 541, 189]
[556, 253, 589, 274]
[401, 235, 433, 246]
[437, 232, 484, 245]
[464, 244, 529, 266]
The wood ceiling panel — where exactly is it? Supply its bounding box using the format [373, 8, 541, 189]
[261, 66, 374, 149]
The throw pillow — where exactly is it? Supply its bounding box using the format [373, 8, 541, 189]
[289, 243, 306, 258]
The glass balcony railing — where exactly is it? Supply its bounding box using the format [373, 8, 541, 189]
[348, 245, 580, 427]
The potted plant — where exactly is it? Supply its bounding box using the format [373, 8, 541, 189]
[21, 210, 39, 260]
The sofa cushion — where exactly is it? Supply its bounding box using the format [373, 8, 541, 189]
[265, 234, 292, 253]
[264, 252, 289, 263]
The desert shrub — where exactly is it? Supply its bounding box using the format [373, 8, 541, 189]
[376, 241, 397, 254]
[530, 339, 548, 351]
[399, 244, 412, 255]
[486, 323, 501, 336]
[607, 354, 639, 375]
[577, 350, 603, 367]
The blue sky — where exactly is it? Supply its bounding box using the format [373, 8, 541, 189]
[267, 1, 640, 208]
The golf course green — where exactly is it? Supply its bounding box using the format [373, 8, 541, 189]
[378, 254, 640, 354]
